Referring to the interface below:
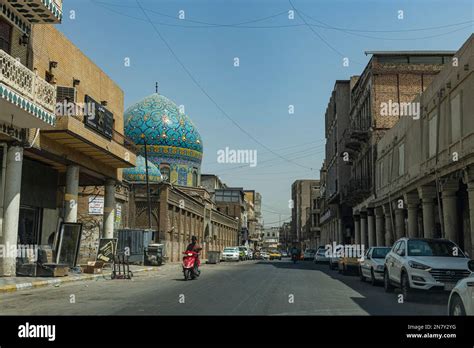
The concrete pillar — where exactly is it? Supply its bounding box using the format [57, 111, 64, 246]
[418, 185, 437, 239]
[441, 179, 459, 243]
[383, 204, 394, 246]
[360, 211, 368, 247]
[404, 192, 420, 238]
[394, 207, 406, 240]
[354, 214, 360, 245]
[0, 146, 23, 276]
[465, 181, 474, 258]
[103, 179, 115, 238]
[65, 165, 80, 223]
[375, 206, 385, 246]
[338, 218, 344, 244]
[367, 208, 375, 247]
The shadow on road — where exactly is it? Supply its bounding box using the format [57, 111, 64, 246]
[257, 259, 448, 315]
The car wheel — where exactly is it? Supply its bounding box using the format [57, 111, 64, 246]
[359, 267, 365, 282]
[401, 272, 412, 302]
[449, 295, 466, 316]
[370, 269, 377, 286]
[384, 270, 394, 293]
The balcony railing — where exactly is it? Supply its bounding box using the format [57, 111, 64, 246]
[7, 0, 63, 24]
[0, 49, 56, 113]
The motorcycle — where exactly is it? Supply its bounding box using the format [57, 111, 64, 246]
[182, 250, 200, 280]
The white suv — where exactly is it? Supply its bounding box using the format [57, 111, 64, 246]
[384, 238, 472, 301]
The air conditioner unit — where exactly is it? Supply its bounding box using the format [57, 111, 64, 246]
[56, 86, 76, 103]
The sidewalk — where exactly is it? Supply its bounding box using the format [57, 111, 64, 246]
[0, 263, 175, 294]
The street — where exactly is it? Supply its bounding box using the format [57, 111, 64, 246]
[0, 259, 447, 315]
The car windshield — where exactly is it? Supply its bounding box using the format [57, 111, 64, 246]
[306, 249, 315, 253]
[407, 240, 464, 257]
[371, 248, 391, 258]
[224, 248, 237, 252]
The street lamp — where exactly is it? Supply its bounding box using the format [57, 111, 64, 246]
[140, 133, 153, 230]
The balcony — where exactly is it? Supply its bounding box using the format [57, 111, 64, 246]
[42, 115, 137, 168]
[0, 49, 56, 129]
[6, 0, 63, 24]
[342, 178, 371, 205]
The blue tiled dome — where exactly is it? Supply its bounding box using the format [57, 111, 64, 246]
[124, 93, 203, 153]
[123, 156, 162, 183]
[124, 93, 203, 187]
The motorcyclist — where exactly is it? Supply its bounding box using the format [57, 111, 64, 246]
[186, 235, 202, 273]
[290, 245, 299, 262]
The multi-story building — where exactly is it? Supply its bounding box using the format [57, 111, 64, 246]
[215, 187, 246, 245]
[320, 80, 354, 246]
[200, 174, 227, 199]
[307, 184, 322, 248]
[279, 222, 291, 250]
[343, 50, 455, 246]
[370, 35, 474, 256]
[291, 179, 319, 249]
[262, 227, 279, 249]
[0, 1, 137, 276]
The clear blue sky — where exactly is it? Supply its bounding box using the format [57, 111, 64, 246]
[59, 0, 473, 226]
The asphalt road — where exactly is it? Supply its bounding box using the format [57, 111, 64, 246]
[0, 258, 448, 315]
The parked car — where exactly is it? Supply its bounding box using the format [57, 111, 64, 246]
[222, 247, 240, 262]
[303, 249, 316, 260]
[269, 250, 282, 260]
[338, 256, 360, 275]
[314, 246, 330, 263]
[329, 255, 340, 270]
[281, 250, 289, 258]
[448, 266, 474, 316]
[260, 251, 270, 260]
[384, 238, 473, 301]
[359, 246, 391, 285]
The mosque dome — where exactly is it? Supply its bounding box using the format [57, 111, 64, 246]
[124, 93, 203, 187]
[123, 156, 162, 183]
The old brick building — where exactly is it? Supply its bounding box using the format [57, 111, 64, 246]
[343, 50, 454, 246]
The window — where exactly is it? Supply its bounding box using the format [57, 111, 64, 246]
[192, 169, 198, 187]
[0, 18, 12, 54]
[396, 241, 406, 256]
[428, 113, 437, 158]
[160, 165, 170, 183]
[451, 93, 462, 142]
[398, 143, 405, 176]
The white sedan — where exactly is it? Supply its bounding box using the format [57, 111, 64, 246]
[221, 247, 240, 262]
[448, 262, 474, 316]
[359, 246, 391, 285]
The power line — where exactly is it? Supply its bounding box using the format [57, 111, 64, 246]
[95, 1, 473, 33]
[134, 0, 316, 171]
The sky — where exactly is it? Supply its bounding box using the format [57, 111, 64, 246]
[58, 0, 473, 227]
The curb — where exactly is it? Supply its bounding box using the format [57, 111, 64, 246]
[0, 266, 159, 294]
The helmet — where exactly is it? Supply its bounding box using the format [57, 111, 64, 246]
[191, 235, 197, 242]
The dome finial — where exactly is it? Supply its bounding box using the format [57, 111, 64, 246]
[155, 82, 159, 94]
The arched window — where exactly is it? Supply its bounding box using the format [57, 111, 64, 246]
[192, 169, 198, 187]
[160, 164, 170, 183]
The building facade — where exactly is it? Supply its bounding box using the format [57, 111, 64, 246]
[342, 50, 454, 246]
[0, 2, 137, 276]
[291, 179, 319, 249]
[370, 35, 474, 256]
[320, 80, 353, 246]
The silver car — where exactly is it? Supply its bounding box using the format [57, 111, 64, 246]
[314, 246, 330, 263]
[359, 247, 391, 285]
